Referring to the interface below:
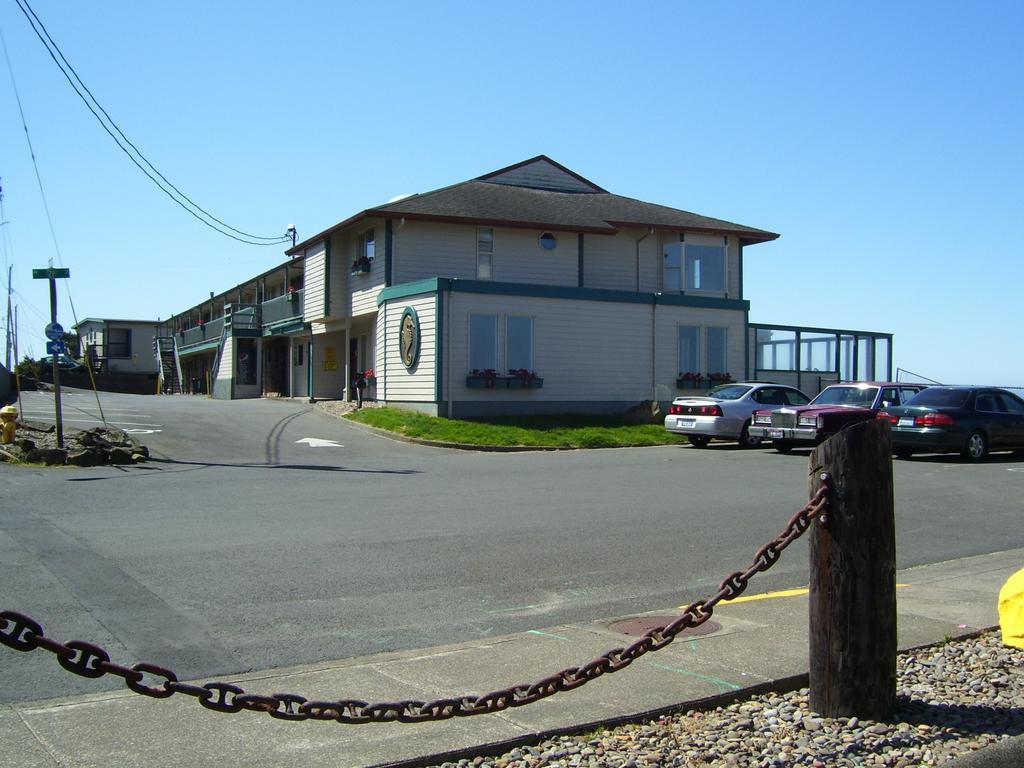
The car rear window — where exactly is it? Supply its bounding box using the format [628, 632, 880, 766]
[906, 388, 971, 408]
[707, 384, 752, 400]
[810, 386, 879, 407]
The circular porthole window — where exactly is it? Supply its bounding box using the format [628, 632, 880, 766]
[539, 232, 557, 250]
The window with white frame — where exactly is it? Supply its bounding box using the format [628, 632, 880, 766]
[679, 325, 728, 375]
[506, 316, 534, 371]
[685, 244, 725, 292]
[361, 229, 376, 261]
[664, 236, 727, 293]
[477, 227, 493, 280]
[469, 314, 498, 371]
[678, 325, 699, 374]
[706, 326, 727, 374]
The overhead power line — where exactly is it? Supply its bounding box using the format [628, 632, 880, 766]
[14, 0, 291, 247]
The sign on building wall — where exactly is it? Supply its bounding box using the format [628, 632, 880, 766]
[323, 345, 338, 371]
[237, 339, 257, 385]
[400, 307, 420, 369]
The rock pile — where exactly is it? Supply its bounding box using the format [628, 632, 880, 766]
[428, 631, 1022, 768]
[0, 422, 149, 466]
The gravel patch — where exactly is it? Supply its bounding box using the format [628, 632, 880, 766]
[314, 399, 382, 419]
[427, 631, 1022, 767]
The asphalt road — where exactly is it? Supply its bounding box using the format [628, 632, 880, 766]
[2, 389, 1023, 704]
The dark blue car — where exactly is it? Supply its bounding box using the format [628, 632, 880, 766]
[877, 386, 1024, 461]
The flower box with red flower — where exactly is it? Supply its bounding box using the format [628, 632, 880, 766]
[676, 372, 705, 389]
[506, 368, 543, 389]
[351, 257, 371, 275]
[466, 369, 504, 388]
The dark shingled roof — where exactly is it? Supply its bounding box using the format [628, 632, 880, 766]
[288, 156, 778, 254]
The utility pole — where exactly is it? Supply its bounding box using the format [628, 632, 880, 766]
[5, 264, 12, 370]
[32, 265, 70, 448]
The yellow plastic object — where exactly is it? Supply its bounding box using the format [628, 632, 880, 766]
[0, 404, 17, 445]
[999, 567, 1024, 649]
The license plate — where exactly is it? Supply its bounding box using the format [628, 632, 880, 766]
[769, 429, 785, 439]
[898, 417, 914, 427]
[677, 418, 696, 428]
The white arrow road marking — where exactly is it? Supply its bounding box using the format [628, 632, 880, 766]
[295, 438, 344, 448]
[124, 429, 163, 434]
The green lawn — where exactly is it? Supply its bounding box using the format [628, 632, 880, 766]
[344, 408, 688, 449]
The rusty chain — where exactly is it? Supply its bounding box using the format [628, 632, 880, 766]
[1, 478, 829, 724]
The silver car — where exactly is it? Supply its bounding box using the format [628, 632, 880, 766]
[664, 382, 811, 448]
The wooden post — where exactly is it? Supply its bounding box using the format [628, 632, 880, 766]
[808, 419, 896, 719]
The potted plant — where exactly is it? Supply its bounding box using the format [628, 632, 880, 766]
[363, 368, 376, 386]
[351, 256, 372, 275]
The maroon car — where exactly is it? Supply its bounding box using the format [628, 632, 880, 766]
[747, 382, 928, 452]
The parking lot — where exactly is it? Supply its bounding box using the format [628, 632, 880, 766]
[2, 389, 1023, 705]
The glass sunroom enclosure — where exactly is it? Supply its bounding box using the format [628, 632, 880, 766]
[749, 323, 892, 395]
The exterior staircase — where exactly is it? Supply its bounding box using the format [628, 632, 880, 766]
[155, 336, 182, 394]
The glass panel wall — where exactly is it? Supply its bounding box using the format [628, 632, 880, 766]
[756, 328, 797, 370]
[799, 332, 836, 372]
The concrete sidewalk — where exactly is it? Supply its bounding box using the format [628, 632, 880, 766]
[3, 549, 1021, 768]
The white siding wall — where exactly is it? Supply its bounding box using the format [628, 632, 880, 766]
[583, 229, 658, 292]
[393, 222, 577, 287]
[346, 222, 383, 317]
[108, 323, 158, 374]
[311, 330, 346, 400]
[492, 228, 576, 285]
[439, 292, 747, 405]
[379, 295, 436, 402]
[728, 236, 740, 298]
[215, 336, 233, 389]
[653, 306, 748, 401]
[330, 231, 351, 319]
[393, 221, 476, 283]
[304, 242, 328, 322]
[217, 337, 234, 380]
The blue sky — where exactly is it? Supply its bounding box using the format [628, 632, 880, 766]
[2, 1, 1021, 384]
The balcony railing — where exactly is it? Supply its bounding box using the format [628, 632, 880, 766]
[262, 290, 303, 326]
[174, 293, 302, 349]
[179, 317, 225, 348]
[225, 303, 260, 332]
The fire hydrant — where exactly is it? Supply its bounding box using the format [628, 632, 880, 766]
[0, 404, 17, 444]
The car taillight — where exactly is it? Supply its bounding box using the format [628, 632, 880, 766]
[668, 404, 683, 415]
[876, 412, 898, 423]
[914, 412, 954, 426]
[698, 404, 723, 417]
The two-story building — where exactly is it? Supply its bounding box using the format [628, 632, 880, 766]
[158, 156, 893, 413]
[76, 318, 160, 376]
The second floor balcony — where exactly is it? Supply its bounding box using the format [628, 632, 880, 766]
[176, 291, 305, 351]
[262, 289, 304, 327]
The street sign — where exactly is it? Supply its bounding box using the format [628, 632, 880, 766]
[46, 340, 66, 355]
[32, 267, 71, 279]
[44, 322, 65, 340]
